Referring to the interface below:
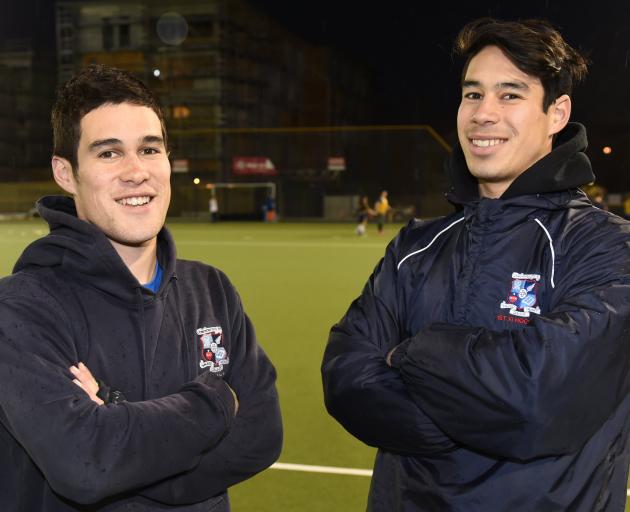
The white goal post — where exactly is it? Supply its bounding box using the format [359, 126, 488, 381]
[203, 182, 277, 219]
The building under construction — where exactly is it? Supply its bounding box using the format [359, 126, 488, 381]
[55, 0, 379, 218]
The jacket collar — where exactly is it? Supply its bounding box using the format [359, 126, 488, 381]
[14, 195, 177, 304]
[445, 122, 595, 206]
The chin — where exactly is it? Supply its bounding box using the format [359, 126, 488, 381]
[466, 160, 502, 181]
[466, 165, 490, 180]
[109, 227, 162, 247]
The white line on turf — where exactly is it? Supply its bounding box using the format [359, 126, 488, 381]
[270, 462, 373, 477]
[270, 464, 630, 499]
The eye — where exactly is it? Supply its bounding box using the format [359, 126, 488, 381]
[140, 147, 160, 155]
[502, 93, 521, 100]
[463, 92, 482, 100]
[98, 150, 117, 159]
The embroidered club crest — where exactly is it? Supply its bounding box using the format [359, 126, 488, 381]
[500, 272, 541, 317]
[197, 326, 230, 373]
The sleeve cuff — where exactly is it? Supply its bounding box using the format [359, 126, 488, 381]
[389, 339, 412, 369]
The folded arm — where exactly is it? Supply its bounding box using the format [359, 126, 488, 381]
[393, 239, 630, 460]
[322, 238, 456, 455]
[139, 288, 282, 505]
[0, 286, 236, 505]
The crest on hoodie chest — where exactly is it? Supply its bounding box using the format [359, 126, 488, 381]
[497, 272, 541, 324]
[197, 326, 230, 373]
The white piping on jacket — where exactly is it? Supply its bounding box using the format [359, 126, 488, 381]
[533, 218, 556, 289]
[397, 216, 465, 270]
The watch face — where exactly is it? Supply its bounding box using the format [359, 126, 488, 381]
[110, 390, 126, 404]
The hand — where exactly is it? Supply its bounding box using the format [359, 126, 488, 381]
[70, 362, 104, 405]
[225, 383, 239, 416]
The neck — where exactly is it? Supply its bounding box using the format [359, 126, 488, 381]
[478, 181, 511, 199]
[110, 238, 158, 284]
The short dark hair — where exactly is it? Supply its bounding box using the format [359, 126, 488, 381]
[454, 18, 589, 111]
[51, 64, 168, 178]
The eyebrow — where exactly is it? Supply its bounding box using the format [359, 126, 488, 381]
[142, 135, 165, 145]
[462, 80, 530, 91]
[88, 138, 121, 152]
[87, 135, 165, 152]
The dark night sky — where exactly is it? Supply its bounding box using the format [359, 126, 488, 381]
[250, 1, 629, 125]
[3, 0, 630, 188]
[250, 0, 630, 188]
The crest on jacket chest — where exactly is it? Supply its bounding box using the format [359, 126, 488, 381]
[497, 272, 541, 324]
[197, 326, 230, 373]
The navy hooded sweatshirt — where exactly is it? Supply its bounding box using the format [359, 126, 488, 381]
[322, 123, 630, 511]
[0, 196, 282, 511]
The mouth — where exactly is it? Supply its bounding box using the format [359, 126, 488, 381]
[116, 195, 153, 207]
[470, 138, 507, 148]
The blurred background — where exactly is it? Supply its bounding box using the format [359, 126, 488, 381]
[2, 2, 630, 509]
[1, 0, 629, 220]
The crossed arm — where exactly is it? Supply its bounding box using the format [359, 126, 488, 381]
[324, 224, 630, 460]
[0, 277, 281, 506]
[322, 241, 457, 455]
[71, 362, 239, 413]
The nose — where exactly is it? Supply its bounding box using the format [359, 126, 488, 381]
[471, 96, 499, 125]
[120, 154, 150, 184]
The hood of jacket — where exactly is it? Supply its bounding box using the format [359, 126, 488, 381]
[445, 122, 595, 206]
[14, 195, 177, 304]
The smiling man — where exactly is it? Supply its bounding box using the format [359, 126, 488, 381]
[322, 18, 630, 511]
[0, 65, 282, 511]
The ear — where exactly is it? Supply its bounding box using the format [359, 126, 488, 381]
[548, 94, 571, 136]
[51, 156, 77, 195]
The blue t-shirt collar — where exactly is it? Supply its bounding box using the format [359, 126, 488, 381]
[143, 260, 163, 293]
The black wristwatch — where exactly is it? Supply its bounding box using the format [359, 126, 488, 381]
[96, 380, 127, 404]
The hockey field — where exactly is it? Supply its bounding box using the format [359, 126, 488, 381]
[0, 219, 628, 511]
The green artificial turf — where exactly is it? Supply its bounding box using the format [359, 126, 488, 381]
[0, 219, 628, 512]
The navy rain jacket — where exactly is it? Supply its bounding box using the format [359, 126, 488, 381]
[322, 123, 630, 511]
[0, 196, 282, 511]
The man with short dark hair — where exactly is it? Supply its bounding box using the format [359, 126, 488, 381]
[322, 18, 630, 511]
[0, 64, 282, 511]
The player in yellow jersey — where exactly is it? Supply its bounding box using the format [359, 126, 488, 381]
[374, 190, 391, 234]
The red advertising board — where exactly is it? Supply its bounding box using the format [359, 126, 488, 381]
[327, 156, 346, 171]
[232, 156, 278, 176]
